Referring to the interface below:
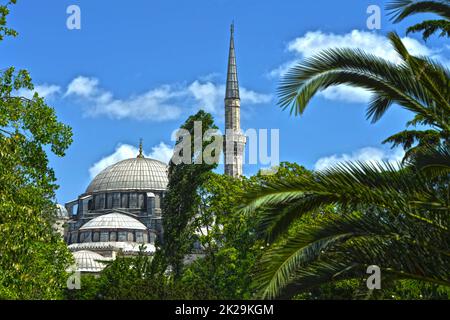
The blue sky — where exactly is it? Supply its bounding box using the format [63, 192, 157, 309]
[2, 0, 448, 204]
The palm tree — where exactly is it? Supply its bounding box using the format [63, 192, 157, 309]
[278, 32, 449, 161]
[386, 0, 450, 40]
[243, 154, 449, 299]
[243, 33, 450, 298]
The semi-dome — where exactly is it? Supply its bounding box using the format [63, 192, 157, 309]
[86, 157, 168, 193]
[56, 204, 69, 218]
[72, 250, 108, 273]
[80, 213, 147, 231]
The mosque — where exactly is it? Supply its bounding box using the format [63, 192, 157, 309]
[58, 24, 246, 273]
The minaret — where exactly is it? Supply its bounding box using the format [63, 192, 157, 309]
[224, 23, 246, 177]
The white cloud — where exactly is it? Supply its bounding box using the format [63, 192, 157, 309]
[147, 141, 174, 164]
[188, 81, 223, 113]
[66, 76, 99, 98]
[286, 30, 433, 62]
[241, 87, 273, 104]
[319, 85, 373, 103]
[16, 84, 61, 100]
[314, 146, 405, 171]
[188, 80, 271, 114]
[66, 76, 183, 121]
[270, 29, 447, 103]
[89, 142, 173, 178]
[67, 76, 270, 121]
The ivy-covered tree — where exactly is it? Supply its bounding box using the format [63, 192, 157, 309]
[0, 0, 74, 299]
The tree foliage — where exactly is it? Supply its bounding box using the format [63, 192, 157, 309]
[0, 0, 73, 299]
[386, 0, 450, 40]
[160, 110, 219, 278]
[245, 9, 450, 299]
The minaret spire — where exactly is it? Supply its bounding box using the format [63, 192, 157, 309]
[225, 21, 240, 100]
[224, 22, 246, 178]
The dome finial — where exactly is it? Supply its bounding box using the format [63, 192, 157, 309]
[137, 138, 144, 158]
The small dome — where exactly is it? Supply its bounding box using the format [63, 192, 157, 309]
[56, 204, 69, 218]
[72, 250, 107, 272]
[80, 213, 147, 231]
[86, 157, 168, 193]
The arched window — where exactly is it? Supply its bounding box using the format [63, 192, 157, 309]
[136, 231, 144, 243]
[138, 193, 145, 209]
[81, 232, 91, 243]
[121, 193, 129, 208]
[106, 194, 113, 209]
[95, 194, 105, 210]
[100, 231, 109, 242]
[88, 199, 93, 211]
[129, 193, 138, 208]
[70, 232, 78, 244]
[118, 231, 127, 242]
[112, 193, 120, 208]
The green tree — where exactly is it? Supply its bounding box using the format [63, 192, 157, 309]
[160, 110, 219, 278]
[386, 0, 450, 40]
[67, 249, 191, 300]
[181, 163, 313, 299]
[0, 1, 74, 299]
[181, 173, 258, 299]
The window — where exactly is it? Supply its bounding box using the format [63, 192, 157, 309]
[70, 232, 78, 244]
[93, 232, 99, 242]
[121, 193, 129, 208]
[155, 194, 160, 209]
[127, 232, 134, 242]
[129, 193, 138, 208]
[95, 194, 105, 209]
[136, 231, 144, 243]
[110, 232, 117, 242]
[138, 193, 145, 209]
[143, 233, 148, 243]
[100, 232, 109, 242]
[112, 193, 120, 208]
[118, 231, 127, 242]
[106, 194, 113, 209]
[81, 232, 91, 243]
[88, 199, 93, 211]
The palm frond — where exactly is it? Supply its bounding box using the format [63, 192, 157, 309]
[407, 19, 450, 39]
[256, 209, 450, 299]
[410, 143, 450, 175]
[277, 44, 449, 128]
[386, 0, 450, 22]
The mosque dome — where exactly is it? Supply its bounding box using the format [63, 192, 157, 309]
[80, 213, 147, 231]
[85, 157, 169, 194]
[72, 250, 108, 273]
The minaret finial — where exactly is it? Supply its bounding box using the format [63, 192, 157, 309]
[231, 21, 234, 35]
[137, 138, 144, 158]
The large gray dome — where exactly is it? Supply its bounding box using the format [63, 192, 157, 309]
[86, 157, 168, 193]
